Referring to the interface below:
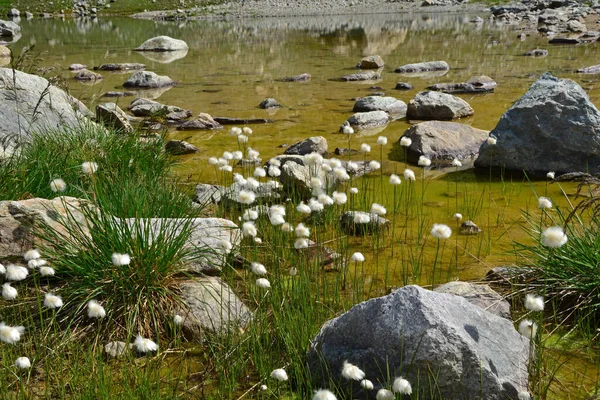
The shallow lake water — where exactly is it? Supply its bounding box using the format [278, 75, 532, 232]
[7, 13, 600, 398]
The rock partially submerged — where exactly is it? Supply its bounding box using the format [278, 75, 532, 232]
[123, 71, 176, 88]
[307, 285, 529, 399]
[407, 91, 474, 120]
[576, 64, 600, 74]
[429, 76, 497, 94]
[356, 55, 384, 69]
[277, 73, 311, 82]
[341, 110, 390, 131]
[165, 140, 198, 155]
[177, 113, 223, 130]
[395, 60, 449, 73]
[0, 19, 20, 37]
[213, 117, 272, 124]
[134, 36, 188, 52]
[259, 98, 280, 109]
[96, 103, 133, 133]
[74, 69, 103, 81]
[284, 136, 328, 156]
[475, 72, 600, 175]
[94, 63, 145, 71]
[352, 96, 407, 115]
[128, 98, 192, 121]
[523, 49, 548, 57]
[339, 70, 380, 82]
[400, 121, 489, 164]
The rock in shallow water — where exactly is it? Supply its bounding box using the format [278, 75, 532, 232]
[123, 71, 176, 88]
[395, 60, 449, 73]
[352, 96, 407, 115]
[134, 35, 188, 52]
[307, 285, 529, 399]
[407, 91, 474, 120]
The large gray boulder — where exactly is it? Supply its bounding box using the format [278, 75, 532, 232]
[395, 60, 450, 73]
[123, 71, 176, 89]
[284, 136, 328, 156]
[0, 197, 88, 260]
[342, 111, 389, 131]
[0, 19, 20, 37]
[177, 277, 252, 340]
[475, 73, 600, 175]
[407, 91, 474, 120]
[307, 285, 529, 399]
[352, 96, 407, 116]
[400, 121, 489, 164]
[0, 68, 93, 151]
[96, 103, 133, 133]
[177, 113, 223, 130]
[134, 36, 188, 52]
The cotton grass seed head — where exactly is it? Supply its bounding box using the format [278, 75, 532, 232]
[174, 315, 184, 326]
[134, 335, 158, 353]
[360, 143, 371, 153]
[333, 167, 350, 181]
[238, 190, 256, 205]
[313, 389, 337, 400]
[453, 213, 463, 221]
[393, 377, 412, 394]
[281, 222, 293, 232]
[309, 198, 324, 212]
[270, 368, 288, 382]
[404, 168, 416, 181]
[377, 136, 388, 145]
[376, 388, 395, 400]
[369, 160, 381, 170]
[452, 158, 462, 167]
[0, 323, 25, 344]
[518, 391, 531, 400]
[546, 171, 555, 180]
[318, 194, 334, 206]
[418, 155, 431, 167]
[354, 213, 370, 224]
[242, 222, 257, 237]
[112, 253, 131, 267]
[370, 203, 386, 216]
[295, 238, 309, 249]
[342, 125, 354, 135]
[400, 136, 412, 147]
[39, 267, 55, 277]
[208, 157, 218, 165]
[0, 263, 4, 274]
[518, 319, 537, 339]
[297, 202, 312, 214]
[237, 134, 248, 144]
[360, 379, 374, 390]
[229, 127, 242, 136]
[431, 224, 452, 239]
[28, 258, 47, 269]
[538, 197, 552, 209]
[541, 226, 567, 248]
[268, 165, 281, 177]
[332, 191, 347, 205]
[254, 167, 266, 178]
[251, 262, 267, 276]
[15, 357, 31, 369]
[351, 252, 365, 262]
[243, 126, 253, 134]
[243, 209, 259, 221]
[50, 178, 67, 193]
[524, 294, 544, 312]
[87, 300, 106, 318]
[232, 150, 243, 160]
[2, 283, 17, 300]
[44, 293, 63, 309]
[295, 223, 310, 238]
[6, 264, 28, 281]
[81, 161, 98, 175]
[24, 249, 41, 261]
[256, 278, 271, 289]
[341, 360, 365, 381]
[389, 174, 401, 185]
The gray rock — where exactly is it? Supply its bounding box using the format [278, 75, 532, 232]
[165, 140, 198, 155]
[7, 9, 20, 18]
[566, 19, 586, 32]
[284, 136, 328, 156]
[475, 73, 600, 175]
[395, 60, 450, 73]
[339, 70, 380, 82]
[101, 91, 135, 98]
[0, 197, 88, 259]
[259, 98, 280, 109]
[193, 183, 226, 205]
[135, 49, 188, 64]
[68, 63, 88, 71]
[134, 35, 189, 52]
[460, 220, 482, 235]
[96, 103, 133, 133]
[340, 211, 390, 235]
[213, 117, 272, 124]
[306, 285, 529, 399]
[94, 63, 145, 71]
[277, 73, 311, 82]
[177, 278, 252, 340]
[177, 113, 223, 130]
[434, 281, 511, 319]
[0, 68, 94, 151]
[123, 71, 176, 89]
[356, 55, 384, 69]
[429, 76, 497, 94]
[523, 49, 549, 57]
[395, 82, 413, 90]
[334, 147, 360, 156]
[104, 341, 128, 358]
[342, 110, 390, 131]
[74, 69, 103, 81]
[407, 91, 474, 120]
[352, 96, 407, 115]
[0, 19, 20, 37]
[400, 121, 489, 164]
[0, 45, 9, 62]
[577, 64, 600, 74]
[128, 98, 191, 121]
[24, 11, 33, 19]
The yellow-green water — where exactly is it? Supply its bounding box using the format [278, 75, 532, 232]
[7, 13, 600, 398]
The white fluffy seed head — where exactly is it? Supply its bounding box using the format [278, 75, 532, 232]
[332, 191, 347, 205]
[0, 263, 4, 274]
[268, 165, 281, 177]
[333, 167, 350, 181]
[294, 238, 309, 249]
[247, 148, 260, 161]
[269, 213, 286, 226]
[341, 360, 365, 381]
[112, 253, 131, 267]
[243, 209, 259, 221]
[245, 177, 260, 190]
[389, 174, 401, 185]
[351, 252, 365, 262]
[222, 151, 233, 160]
[237, 134, 248, 144]
[238, 190, 256, 205]
[342, 125, 354, 134]
[0, 323, 25, 344]
[487, 136, 497, 145]
[453, 213, 463, 221]
[23, 249, 41, 261]
[134, 335, 158, 353]
[304, 152, 324, 166]
[256, 278, 271, 289]
[2, 283, 18, 300]
[541, 226, 567, 248]
[87, 300, 106, 318]
[360, 379, 374, 390]
[377, 136, 388, 145]
[360, 143, 371, 153]
[376, 388, 395, 400]
[232, 151, 243, 160]
[538, 197, 552, 209]
[318, 194, 334, 206]
[404, 169, 416, 181]
[15, 357, 31, 369]
[254, 167, 266, 178]
[518, 319, 537, 339]
[524, 294, 544, 312]
[354, 213, 370, 224]
[400, 137, 412, 147]
[452, 158, 462, 167]
[6, 265, 28, 281]
[270, 368, 288, 382]
[251, 262, 267, 276]
[174, 315, 184, 326]
[418, 155, 431, 167]
[309, 198, 324, 212]
[369, 160, 381, 170]
[81, 161, 98, 175]
[281, 222, 294, 232]
[296, 202, 312, 214]
[229, 127, 242, 136]
[313, 389, 338, 400]
[44, 293, 63, 309]
[370, 203, 386, 216]
[50, 178, 67, 193]
[392, 377, 412, 394]
[295, 223, 310, 238]
[431, 224, 452, 239]
[242, 222, 257, 238]
[546, 171, 555, 180]
[39, 267, 55, 277]
[242, 127, 253, 135]
[208, 157, 218, 165]
[28, 259, 47, 269]
[350, 187, 359, 194]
